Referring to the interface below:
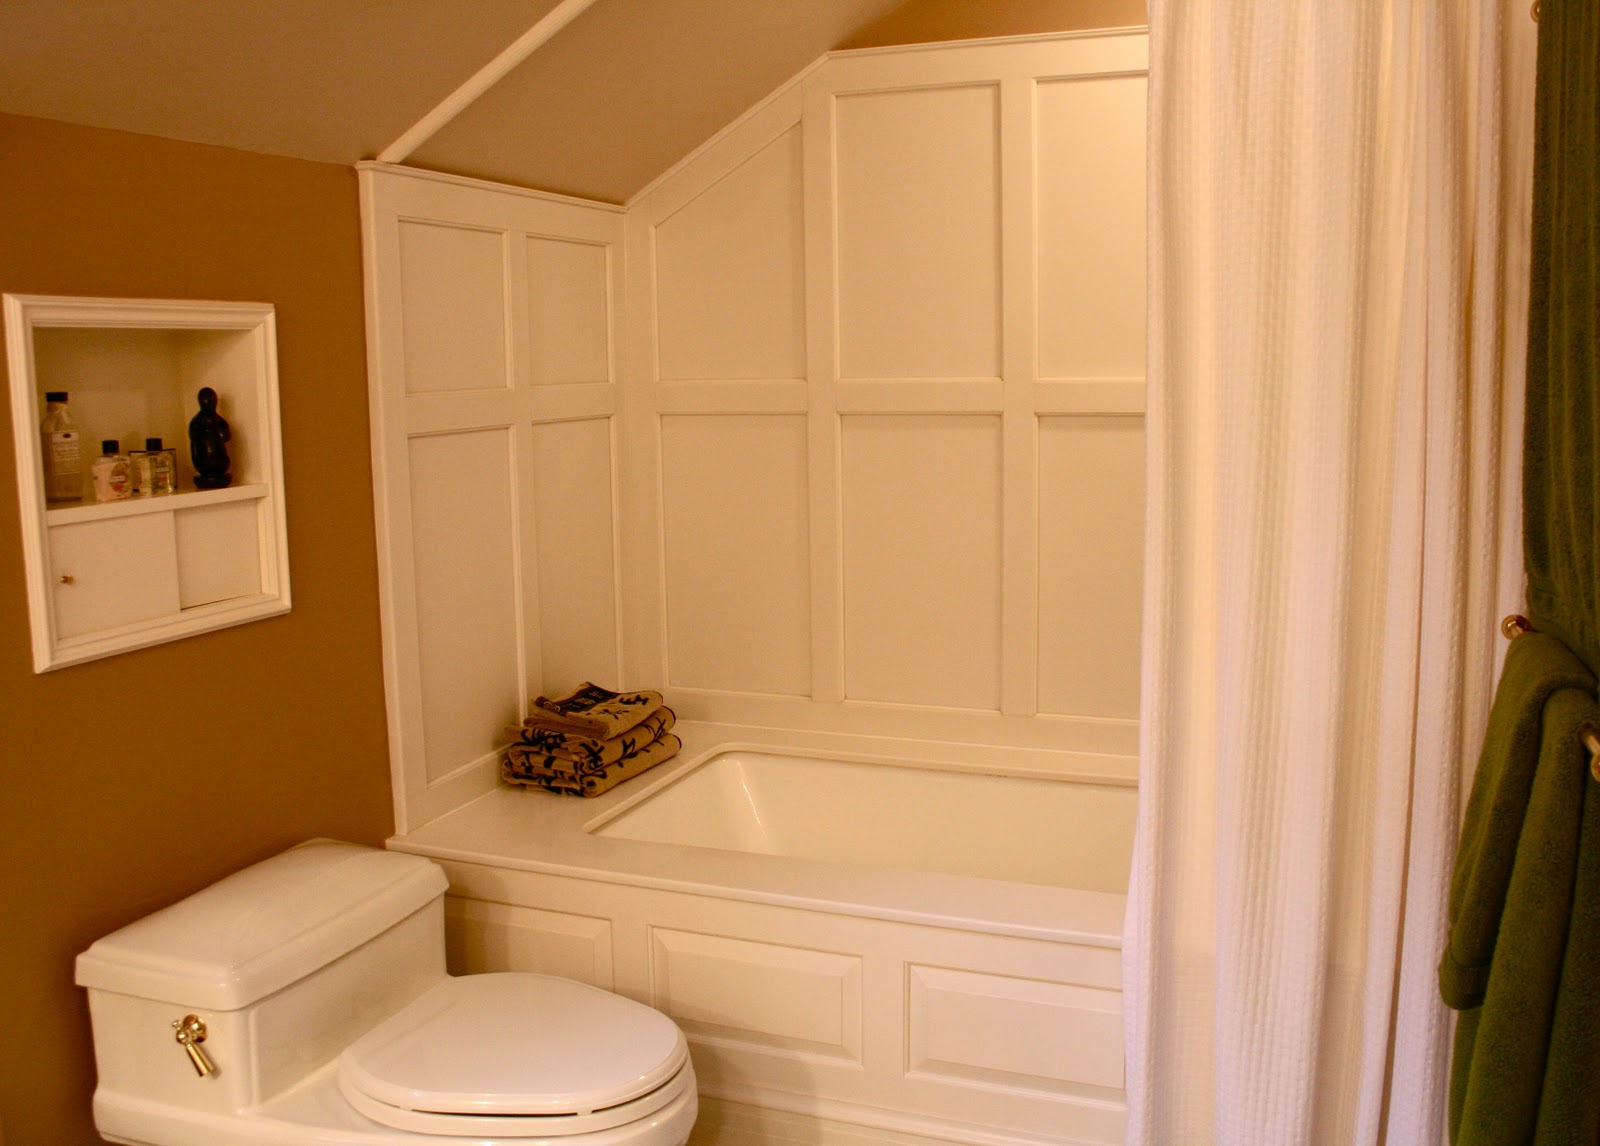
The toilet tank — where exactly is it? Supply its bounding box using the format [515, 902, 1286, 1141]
[76, 840, 449, 1115]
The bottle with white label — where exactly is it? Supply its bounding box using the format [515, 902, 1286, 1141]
[90, 440, 131, 502]
[40, 391, 82, 501]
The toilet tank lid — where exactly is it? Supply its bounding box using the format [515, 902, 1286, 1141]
[75, 840, 448, 1011]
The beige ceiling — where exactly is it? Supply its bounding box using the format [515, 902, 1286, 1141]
[0, 0, 1145, 205]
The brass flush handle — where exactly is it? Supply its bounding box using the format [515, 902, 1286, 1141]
[172, 1014, 216, 1077]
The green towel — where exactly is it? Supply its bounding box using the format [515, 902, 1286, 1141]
[1441, 634, 1597, 1008]
[1443, 634, 1599, 1144]
[1522, 0, 1599, 674]
[1445, 2, 1599, 1140]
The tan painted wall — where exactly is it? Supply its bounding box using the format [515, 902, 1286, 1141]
[840, 0, 1146, 48]
[0, 113, 393, 1146]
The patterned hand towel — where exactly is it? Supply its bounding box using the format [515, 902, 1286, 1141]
[505, 706, 676, 767]
[503, 732, 681, 798]
[530, 682, 663, 739]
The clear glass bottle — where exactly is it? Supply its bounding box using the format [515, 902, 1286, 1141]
[90, 440, 131, 502]
[40, 391, 82, 501]
[132, 437, 173, 495]
[153, 439, 177, 494]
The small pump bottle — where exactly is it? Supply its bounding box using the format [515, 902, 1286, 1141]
[40, 391, 82, 501]
[90, 440, 131, 502]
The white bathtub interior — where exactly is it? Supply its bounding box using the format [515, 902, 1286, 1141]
[587, 749, 1136, 893]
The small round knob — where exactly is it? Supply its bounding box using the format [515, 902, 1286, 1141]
[58, 574, 75, 585]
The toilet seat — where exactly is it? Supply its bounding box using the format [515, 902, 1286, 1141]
[338, 972, 691, 1138]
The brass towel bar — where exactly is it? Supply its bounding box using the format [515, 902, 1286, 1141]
[1501, 616, 1600, 781]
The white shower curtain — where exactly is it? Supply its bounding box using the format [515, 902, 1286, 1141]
[1124, 3, 1535, 1143]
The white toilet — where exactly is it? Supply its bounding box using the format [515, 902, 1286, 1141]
[75, 840, 697, 1145]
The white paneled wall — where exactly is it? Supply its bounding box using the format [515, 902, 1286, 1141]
[362, 170, 625, 830]
[835, 84, 1002, 381]
[627, 32, 1147, 753]
[363, 31, 1147, 828]
[653, 128, 806, 383]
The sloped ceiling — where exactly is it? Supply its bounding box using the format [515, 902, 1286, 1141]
[0, 0, 1144, 205]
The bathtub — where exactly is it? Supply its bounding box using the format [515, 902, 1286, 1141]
[588, 748, 1135, 894]
[389, 723, 1136, 1146]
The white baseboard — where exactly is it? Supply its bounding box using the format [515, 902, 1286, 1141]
[687, 1093, 1120, 1146]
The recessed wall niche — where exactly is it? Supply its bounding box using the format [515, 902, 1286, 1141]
[4, 294, 291, 672]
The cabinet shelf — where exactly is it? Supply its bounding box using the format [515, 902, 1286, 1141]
[4, 294, 291, 672]
[46, 482, 268, 525]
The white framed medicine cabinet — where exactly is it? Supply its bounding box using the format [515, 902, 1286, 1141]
[4, 294, 291, 672]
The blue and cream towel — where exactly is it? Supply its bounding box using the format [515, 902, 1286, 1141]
[503, 682, 679, 797]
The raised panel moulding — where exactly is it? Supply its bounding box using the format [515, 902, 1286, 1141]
[835, 84, 1001, 381]
[659, 413, 811, 697]
[444, 897, 614, 989]
[529, 418, 620, 691]
[406, 429, 522, 784]
[650, 928, 862, 1062]
[654, 126, 806, 383]
[840, 414, 1002, 710]
[525, 236, 612, 387]
[1035, 73, 1147, 382]
[398, 220, 510, 395]
[1036, 416, 1144, 720]
[908, 964, 1124, 1093]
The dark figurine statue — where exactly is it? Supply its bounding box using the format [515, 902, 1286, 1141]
[189, 387, 232, 489]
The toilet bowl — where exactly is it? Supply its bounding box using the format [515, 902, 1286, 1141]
[75, 840, 697, 1145]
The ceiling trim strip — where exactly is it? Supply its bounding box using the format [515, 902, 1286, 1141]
[377, 0, 601, 164]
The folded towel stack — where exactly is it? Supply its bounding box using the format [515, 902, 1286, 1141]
[502, 682, 679, 797]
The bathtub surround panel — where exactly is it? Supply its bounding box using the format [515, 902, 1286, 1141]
[653, 127, 807, 383]
[529, 417, 621, 688]
[1037, 415, 1144, 718]
[406, 428, 522, 785]
[834, 83, 1002, 381]
[840, 414, 1004, 710]
[524, 236, 612, 386]
[397, 220, 509, 395]
[362, 166, 626, 829]
[621, 31, 1147, 753]
[659, 413, 812, 695]
[1035, 73, 1146, 381]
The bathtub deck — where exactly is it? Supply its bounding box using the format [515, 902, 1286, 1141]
[391, 721, 1130, 947]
